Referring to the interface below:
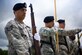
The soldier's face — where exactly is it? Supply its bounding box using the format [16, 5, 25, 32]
[59, 23, 65, 29]
[52, 20, 54, 27]
[14, 8, 27, 20]
[50, 20, 54, 27]
[45, 20, 54, 28]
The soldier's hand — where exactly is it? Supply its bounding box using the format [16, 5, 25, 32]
[34, 33, 40, 41]
[54, 22, 59, 30]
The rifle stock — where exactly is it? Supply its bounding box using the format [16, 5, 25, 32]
[29, 3, 41, 55]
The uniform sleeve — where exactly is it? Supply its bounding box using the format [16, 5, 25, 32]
[5, 24, 29, 55]
[39, 27, 50, 37]
[49, 29, 56, 51]
[27, 27, 33, 44]
[58, 29, 81, 36]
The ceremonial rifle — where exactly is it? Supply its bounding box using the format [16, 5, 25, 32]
[29, 3, 41, 55]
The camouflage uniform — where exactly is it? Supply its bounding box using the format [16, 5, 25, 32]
[69, 40, 78, 55]
[5, 19, 33, 55]
[57, 28, 81, 55]
[39, 27, 56, 55]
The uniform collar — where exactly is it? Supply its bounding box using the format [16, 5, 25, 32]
[59, 28, 64, 30]
[14, 19, 27, 29]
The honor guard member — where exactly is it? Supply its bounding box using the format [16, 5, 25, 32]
[57, 19, 69, 55]
[39, 16, 56, 55]
[5, 3, 33, 55]
[57, 19, 82, 55]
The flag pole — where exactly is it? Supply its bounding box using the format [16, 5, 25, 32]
[54, 0, 57, 21]
[54, 0, 59, 54]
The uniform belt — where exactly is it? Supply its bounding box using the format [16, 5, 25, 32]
[41, 40, 51, 45]
[59, 42, 67, 46]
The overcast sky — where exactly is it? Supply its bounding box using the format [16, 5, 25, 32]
[0, 0, 82, 50]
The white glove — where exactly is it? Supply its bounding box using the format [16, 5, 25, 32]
[54, 22, 59, 30]
[34, 33, 40, 41]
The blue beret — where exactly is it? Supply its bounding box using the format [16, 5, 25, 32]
[57, 19, 65, 23]
[44, 16, 54, 23]
[13, 3, 27, 11]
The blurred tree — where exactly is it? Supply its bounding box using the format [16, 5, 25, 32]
[0, 48, 8, 55]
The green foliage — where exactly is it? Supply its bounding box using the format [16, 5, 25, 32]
[0, 48, 8, 55]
